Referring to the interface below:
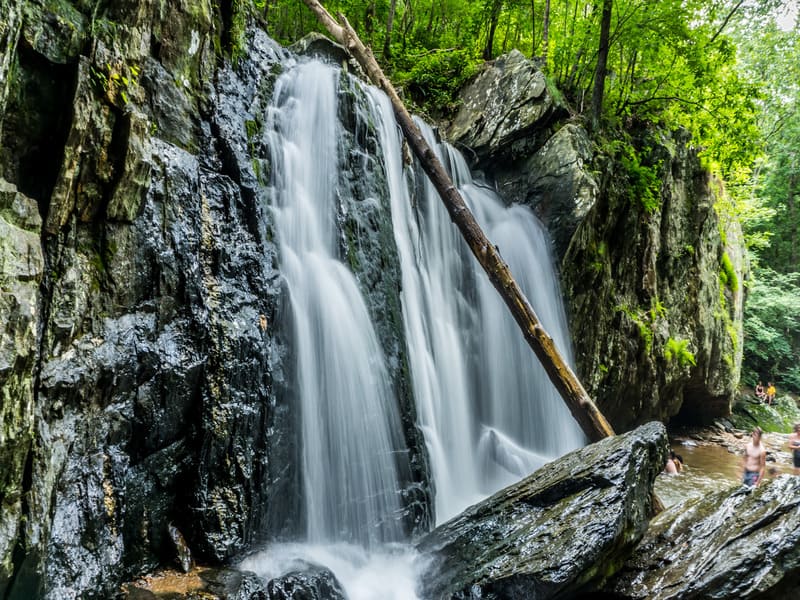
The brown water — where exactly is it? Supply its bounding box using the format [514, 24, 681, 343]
[654, 433, 796, 508]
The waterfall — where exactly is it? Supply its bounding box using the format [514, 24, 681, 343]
[364, 91, 585, 523]
[250, 56, 583, 596]
[266, 60, 408, 546]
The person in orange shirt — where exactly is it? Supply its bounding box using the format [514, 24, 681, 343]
[766, 382, 776, 405]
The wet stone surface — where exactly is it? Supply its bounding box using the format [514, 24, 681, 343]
[416, 422, 667, 599]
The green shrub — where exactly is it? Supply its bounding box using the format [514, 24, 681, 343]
[395, 49, 479, 116]
[664, 337, 696, 367]
[620, 146, 662, 213]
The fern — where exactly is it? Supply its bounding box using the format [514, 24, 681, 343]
[664, 338, 696, 367]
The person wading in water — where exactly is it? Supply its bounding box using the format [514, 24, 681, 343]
[741, 427, 766, 487]
[788, 423, 800, 475]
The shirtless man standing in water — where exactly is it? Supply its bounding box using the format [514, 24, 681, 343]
[742, 427, 766, 487]
[788, 423, 800, 475]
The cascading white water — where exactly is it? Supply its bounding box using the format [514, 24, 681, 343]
[266, 60, 408, 546]
[364, 90, 585, 523]
[246, 57, 583, 597]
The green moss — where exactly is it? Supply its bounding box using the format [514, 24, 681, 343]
[229, 0, 248, 64]
[344, 218, 361, 271]
[650, 298, 667, 321]
[615, 303, 654, 353]
[245, 118, 259, 141]
[730, 396, 800, 433]
[720, 252, 738, 292]
[664, 337, 696, 367]
[726, 322, 738, 352]
[589, 240, 607, 273]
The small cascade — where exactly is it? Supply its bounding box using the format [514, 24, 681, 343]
[266, 60, 409, 546]
[365, 91, 585, 523]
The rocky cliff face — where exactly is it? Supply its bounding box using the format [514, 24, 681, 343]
[562, 130, 745, 429]
[0, 2, 429, 598]
[447, 54, 745, 432]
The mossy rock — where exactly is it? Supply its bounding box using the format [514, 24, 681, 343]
[729, 395, 800, 433]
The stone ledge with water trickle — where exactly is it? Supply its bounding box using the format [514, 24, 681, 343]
[415, 421, 667, 599]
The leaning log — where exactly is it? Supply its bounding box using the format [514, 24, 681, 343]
[299, 0, 615, 442]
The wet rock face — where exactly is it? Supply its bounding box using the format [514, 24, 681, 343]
[446, 50, 564, 165]
[446, 51, 745, 432]
[562, 130, 745, 431]
[1, 1, 281, 597]
[266, 564, 348, 600]
[416, 422, 667, 599]
[0, 179, 43, 588]
[608, 476, 800, 599]
[14, 24, 288, 595]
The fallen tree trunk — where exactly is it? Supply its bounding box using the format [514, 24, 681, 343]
[299, 0, 615, 443]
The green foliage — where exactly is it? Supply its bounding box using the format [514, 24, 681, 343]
[664, 337, 696, 367]
[615, 303, 653, 353]
[89, 61, 140, 106]
[719, 251, 738, 293]
[650, 298, 667, 321]
[743, 268, 800, 393]
[394, 49, 479, 116]
[605, 138, 662, 213]
[589, 240, 607, 274]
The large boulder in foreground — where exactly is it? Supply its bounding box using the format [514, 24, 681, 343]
[416, 422, 667, 599]
[608, 475, 800, 599]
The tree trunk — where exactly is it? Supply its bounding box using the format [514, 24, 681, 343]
[298, 0, 616, 443]
[590, 0, 613, 132]
[789, 172, 798, 270]
[383, 0, 397, 58]
[483, 0, 503, 60]
[542, 0, 550, 67]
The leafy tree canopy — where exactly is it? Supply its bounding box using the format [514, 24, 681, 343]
[252, 0, 800, 390]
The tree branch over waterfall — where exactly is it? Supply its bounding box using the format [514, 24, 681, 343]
[298, 0, 616, 443]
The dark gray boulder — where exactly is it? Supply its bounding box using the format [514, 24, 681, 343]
[608, 475, 800, 599]
[446, 50, 564, 164]
[415, 422, 667, 599]
[266, 564, 348, 600]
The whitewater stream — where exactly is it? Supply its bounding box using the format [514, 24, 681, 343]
[241, 57, 584, 599]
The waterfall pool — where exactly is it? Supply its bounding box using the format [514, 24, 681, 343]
[656, 430, 797, 507]
[240, 542, 423, 600]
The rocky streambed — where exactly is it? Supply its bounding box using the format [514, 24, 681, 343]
[121, 421, 800, 599]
